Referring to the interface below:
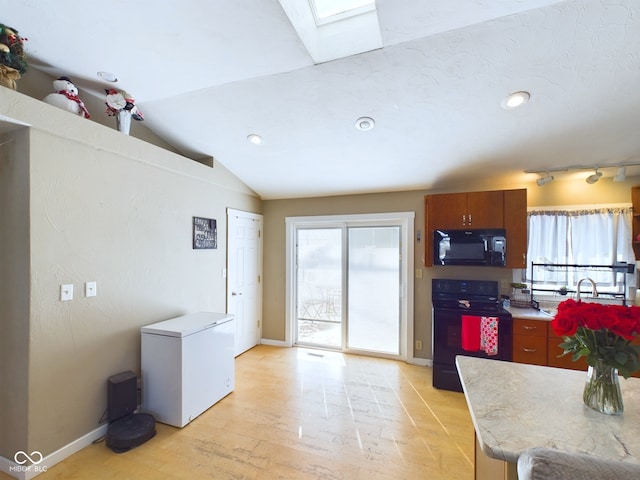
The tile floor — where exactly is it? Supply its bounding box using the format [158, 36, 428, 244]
[1, 345, 474, 480]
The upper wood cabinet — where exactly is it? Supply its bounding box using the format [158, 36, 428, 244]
[632, 186, 640, 260]
[504, 189, 528, 268]
[424, 188, 527, 268]
[427, 191, 504, 230]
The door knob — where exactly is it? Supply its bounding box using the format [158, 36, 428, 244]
[232, 292, 242, 296]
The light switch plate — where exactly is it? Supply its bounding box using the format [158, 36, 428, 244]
[60, 284, 73, 301]
[85, 281, 97, 297]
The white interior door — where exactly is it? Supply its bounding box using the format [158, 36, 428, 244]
[227, 209, 263, 356]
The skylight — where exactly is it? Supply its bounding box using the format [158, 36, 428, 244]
[279, 0, 382, 64]
[309, 0, 376, 25]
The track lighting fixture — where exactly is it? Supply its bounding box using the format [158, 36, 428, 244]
[586, 168, 602, 184]
[536, 173, 554, 186]
[526, 161, 639, 186]
[613, 166, 626, 182]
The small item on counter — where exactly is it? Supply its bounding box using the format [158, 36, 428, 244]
[501, 295, 511, 308]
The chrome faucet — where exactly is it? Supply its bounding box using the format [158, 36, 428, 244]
[576, 277, 598, 300]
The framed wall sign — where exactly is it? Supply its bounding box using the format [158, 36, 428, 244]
[192, 217, 217, 249]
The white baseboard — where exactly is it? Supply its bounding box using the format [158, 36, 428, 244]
[409, 357, 431, 366]
[260, 338, 288, 347]
[257, 341, 434, 367]
[0, 424, 108, 480]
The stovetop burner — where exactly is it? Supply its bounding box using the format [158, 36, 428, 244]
[432, 278, 508, 314]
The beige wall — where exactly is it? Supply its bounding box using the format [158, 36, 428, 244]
[262, 178, 638, 359]
[0, 129, 30, 458]
[0, 87, 261, 458]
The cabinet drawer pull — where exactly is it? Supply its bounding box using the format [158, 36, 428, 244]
[523, 348, 538, 353]
[522, 325, 537, 330]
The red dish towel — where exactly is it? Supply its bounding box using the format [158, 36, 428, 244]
[480, 317, 499, 356]
[461, 315, 481, 351]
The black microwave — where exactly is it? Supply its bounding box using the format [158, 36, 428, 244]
[434, 229, 506, 266]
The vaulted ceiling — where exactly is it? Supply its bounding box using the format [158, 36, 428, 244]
[3, 0, 640, 199]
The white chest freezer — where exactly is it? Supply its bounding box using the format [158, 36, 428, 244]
[141, 312, 234, 427]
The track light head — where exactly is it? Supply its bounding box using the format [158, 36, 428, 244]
[536, 173, 554, 186]
[613, 166, 626, 182]
[586, 169, 603, 184]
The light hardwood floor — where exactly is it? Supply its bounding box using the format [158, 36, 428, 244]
[2, 345, 474, 480]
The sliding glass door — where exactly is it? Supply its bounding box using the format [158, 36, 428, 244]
[296, 228, 343, 348]
[293, 219, 405, 357]
[347, 226, 400, 354]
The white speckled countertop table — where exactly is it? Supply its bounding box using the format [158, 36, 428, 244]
[456, 356, 640, 464]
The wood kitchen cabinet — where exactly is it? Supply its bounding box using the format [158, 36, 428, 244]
[427, 191, 504, 230]
[513, 317, 585, 370]
[548, 324, 583, 370]
[632, 186, 640, 260]
[547, 331, 588, 371]
[424, 188, 527, 267]
[515, 315, 640, 378]
[512, 318, 548, 366]
[504, 189, 527, 268]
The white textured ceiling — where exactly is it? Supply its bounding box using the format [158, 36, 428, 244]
[2, 0, 640, 199]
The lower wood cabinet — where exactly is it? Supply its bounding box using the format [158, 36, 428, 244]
[512, 318, 548, 366]
[514, 316, 640, 379]
[547, 333, 588, 370]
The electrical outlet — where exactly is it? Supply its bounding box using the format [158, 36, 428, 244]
[415, 340, 423, 351]
[85, 281, 97, 297]
[60, 284, 73, 301]
[415, 268, 423, 279]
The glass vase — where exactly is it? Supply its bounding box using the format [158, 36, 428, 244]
[583, 361, 623, 415]
[116, 110, 132, 135]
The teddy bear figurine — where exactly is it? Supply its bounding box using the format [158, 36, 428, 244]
[43, 76, 90, 118]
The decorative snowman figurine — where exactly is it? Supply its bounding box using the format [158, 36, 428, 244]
[43, 76, 90, 118]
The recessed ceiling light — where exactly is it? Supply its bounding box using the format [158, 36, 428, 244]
[247, 134, 264, 145]
[97, 71, 118, 82]
[355, 116, 375, 131]
[501, 91, 530, 110]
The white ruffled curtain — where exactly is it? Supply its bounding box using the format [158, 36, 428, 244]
[526, 207, 634, 288]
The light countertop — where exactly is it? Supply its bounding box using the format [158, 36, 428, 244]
[506, 306, 554, 320]
[455, 356, 640, 464]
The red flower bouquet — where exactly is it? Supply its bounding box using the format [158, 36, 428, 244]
[552, 299, 640, 378]
[552, 299, 640, 414]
